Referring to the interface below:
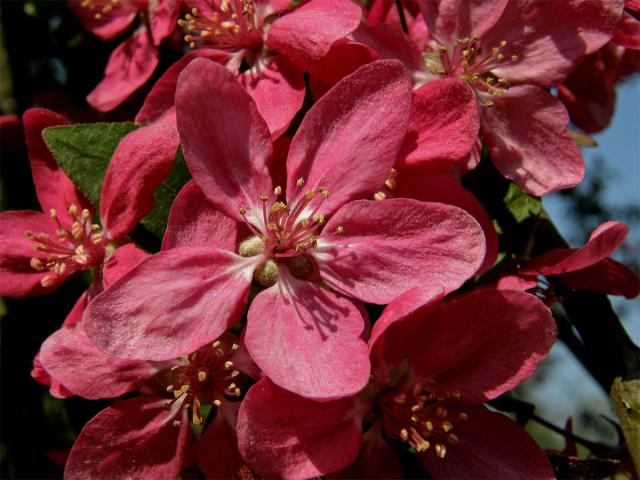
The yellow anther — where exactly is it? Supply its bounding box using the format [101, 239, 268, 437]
[416, 439, 430, 452]
[224, 361, 234, 369]
[296, 178, 305, 187]
[435, 443, 447, 458]
[213, 399, 222, 407]
[53, 263, 67, 275]
[166, 385, 175, 392]
[484, 100, 494, 107]
[448, 433, 460, 444]
[425, 421, 434, 431]
[68, 204, 78, 217]
[30, 258, 44, 271]
[410, 415, 419, 423]
[511, 55, 519, 62]
[94, 12, 102, 19]
[173, 420, 181, 427]
[317, 187, 329, 198]
[441, 421, 453, 432]
[260, 194, 268, 202]
[459, 412, 468, 421]
[212, 340, 221, 347]
[304, 190, 314, 200]
[184, 35, 192, 42]
[435, 406, 448, 418]
[312, 214, 325, 224]
[198, 371, 207, 381]
[497, 54, 505, 62]
[234, 387, 241, 396]
[231, 370, 240, 377]
[239, 207, 246, 215]
[41, 275, 55, 288]
[500, 40, 507, 47]
[400, 428, 409, 441]
[335, 226, 344, 234]
[49, 209, 57, 219]
[177, 19, 185, 26]
[232, 343, 239, 350]
[274, 186, 282, 196]
[191, 7, 198, 15]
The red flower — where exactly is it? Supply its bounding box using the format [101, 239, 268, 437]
[83, 58, 486, 399]
[237, 287, 557, 479]
[0, 108, 179, 298]
[69, 0, 181, 111]
[499, 221, 640, 300]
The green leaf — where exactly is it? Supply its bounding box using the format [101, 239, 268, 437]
[502, 182, 541, 224]
[43, 122, 140, 210]
[139, 147, 191, 239]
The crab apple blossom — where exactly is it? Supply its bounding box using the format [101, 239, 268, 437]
[61, 332, 249, 479]
[237, 287, 557, 479]
[83, 58, 486, 400]
[173, 0, 361, 136]
[70, 0, 181, 111]
[498, 221, 640, 300]
[0, 108, 179, 299]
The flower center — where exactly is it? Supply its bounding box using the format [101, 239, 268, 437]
[426, 35, 520, 107]
[159, 332, 242, 426]
[180, 1, 265, 53]
[24, 203, 107, 288]
[378, 382, 467, 458]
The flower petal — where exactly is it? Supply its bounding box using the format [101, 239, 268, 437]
[557, 258, 640, 299]
[84, 247, 257, 360]
[397, 78, 480, 168]
[487, 0, 624, 87]
[373, 288, 556, 403]
[64, 396, 191, 479]
[100, 124, 179, 240]
[315, 199, 485, 304]
[237, 378, 364, 479]
[176, 58, 273, 226]
[241, 56, 305, 138]
[197, 400, 243, 479]
[245, 269, 370, 399]
[136, 49, 230, 126]
[38, 323, 155, 400]
[162, 180, 249, 251]
[148, 0, 180, 45]
[0, 211, 65, 297]
[286, 60, 412, 217]
[103, 243, 151, 289]
[521, 221, 629, 275]
[68, 0, 136, 40]
[613, 11, 640, 49]
[393, 172, 498, 274]
[23, 108, 89, 219]
[266, 0, 363, 71]
[481, 85, 584, 196]
[420, 404, 554, 479]
[87, 27, 159, 112]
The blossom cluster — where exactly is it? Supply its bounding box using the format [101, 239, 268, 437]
[1, 0, 639, 478]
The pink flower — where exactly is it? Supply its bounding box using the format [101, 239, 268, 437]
[137, 0, 362, 137]
[83, 58, 486, 399]
[59, 332, 249, 478]
[236, 287, 557, 479]
[70, 0, 181, 111]
[498, 221, 640, 299]
[0, 108, 179, 298]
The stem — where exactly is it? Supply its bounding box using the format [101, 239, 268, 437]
[395, 0, 408, 33]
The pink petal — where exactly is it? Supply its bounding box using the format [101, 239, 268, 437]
[196, 401, 243, 479]
[420, 0, 509, 46]
[241, 56, 305, 138]
[103, 243, 151, 288]
[23, 108, 89, 219]
[351, 23, 427, 80]
[87, 27, 159, 112]
[496, 273, 538, 292]
[100, 124, 179, 240]
[557, 258, 640, 299]
[420, 403, 554, 479]
[481, 85, 584, 196]
[373, 288, 556, 403]
[149, 0, 180, 45]
[0, 211, 66, 297]
[315, 199, 485, 304]
[237, 378, 364, 479]
[84, 247, 257, 360]
[65, 396, 191, 479]
[38, 322, 156, 400]
[486, 0, 624, 87]
[393, 172, 498, 274]
[397, 78, 480, 168]
[266, 0, 363, 71]
[175, 58, 273, 225]
[521, 221, 629, 275]
[245, 269, 370, 399]
[286, 60, 412, 217]
[68, 0, 137, 40]
[162, 180, 249, 251]
[136, 49, 231, 126]
[309, 41, 381, 99]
